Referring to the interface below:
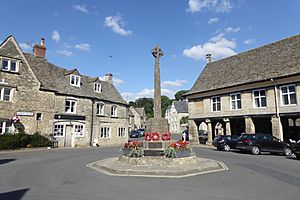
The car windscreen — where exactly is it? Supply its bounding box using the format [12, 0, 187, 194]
[240, 134, 256, 140]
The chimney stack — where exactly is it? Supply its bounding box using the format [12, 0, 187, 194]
[33, 37, 46, 58]
[104, 73, 113, 84]
[206, 53, 212, 64]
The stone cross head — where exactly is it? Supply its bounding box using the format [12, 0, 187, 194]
[151, 45, 164, 58]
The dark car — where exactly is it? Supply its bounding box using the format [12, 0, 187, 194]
[212, 135, 240, 151]
[129, 130, 140, 138]
[198, 130, 208, 144]
[290, 140, 300, 159]
[236, 133, 292, 156]
[137, 129, 145, 137]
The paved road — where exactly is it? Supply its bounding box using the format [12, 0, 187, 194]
[0, 146, 299, 200]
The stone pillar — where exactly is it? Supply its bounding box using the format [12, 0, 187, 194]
[188, 120, 199, 145]
[206, 119, 212, 144]
[152, 45, 164, 119]
[271, 115, 283, 140]
[224, 118, 231, 135]
[244, 116, 255, 133]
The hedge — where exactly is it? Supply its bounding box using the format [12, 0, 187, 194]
[0, 132, 52, 150]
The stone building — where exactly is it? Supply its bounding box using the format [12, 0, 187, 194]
[165, 101, 188, 133]
[0, 35, 129, 147]
[184, 34, 300, 144]
[129, 107, 146, 130]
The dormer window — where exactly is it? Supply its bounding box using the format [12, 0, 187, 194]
[70, 75, 80, 87]
[1, 58, 18, 72]
[94, 83, 101, 93]
[111, 105, 117, 117]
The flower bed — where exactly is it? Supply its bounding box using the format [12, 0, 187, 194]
[121, 140, 144, 157]
[164, 140, 193, 158]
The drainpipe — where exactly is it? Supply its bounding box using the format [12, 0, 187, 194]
[90, 99, 95, 146]
[270, 79, 280, 118]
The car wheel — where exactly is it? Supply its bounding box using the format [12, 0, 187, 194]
[251, 146, 260, 155]
[284, 148, 292, 157]
[224, 144, 230, 151]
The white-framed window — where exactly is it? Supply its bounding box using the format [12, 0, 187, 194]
[230, 93, 242, 110]
[94, 83, 101, 93]
[280, 84, 297, 106]
[101, 127, 110, 138]
[65, 99, 77, 113]
[118, 127, 126, 137]
[36, 113, 43, 121]
[111, 105, 117, 117]
[1, 58, 18, 72]
[97, 103, 104, 115]
[70, 75, 80, 87]
[0, 121, 13, 134]
[253, 89, 267, 108]
[211, 96, 221, 111]
[74, 124, 84, 137]
[0, 87, 12, 102]
[53, 124, 64, 137]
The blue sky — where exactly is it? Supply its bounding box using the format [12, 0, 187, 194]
[1, 0, 299, 101]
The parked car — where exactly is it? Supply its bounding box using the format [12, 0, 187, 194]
[137, 129, 145, 137]
[198, 130, 208, 144]
[129, 130, 140, 138]
[212, 135, 240, 151]
[236, 133, 292, 156]
[289, 140, 300, 159]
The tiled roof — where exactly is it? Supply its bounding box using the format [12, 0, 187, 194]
[0, 37, 23, 59]
[185, 34, 300, 96]
[173, 101, 188, 113]
[23, 53, 127, 105]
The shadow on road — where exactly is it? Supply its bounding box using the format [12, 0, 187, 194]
[0, 159, 16, 165]
[0, 188, 29, 200]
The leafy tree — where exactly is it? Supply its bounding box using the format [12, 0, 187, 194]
[174, 90, 188, 101]
[135, 98, 154, 119]
[161, 96, 173, 117]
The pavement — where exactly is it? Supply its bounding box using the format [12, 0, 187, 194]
[1, 146, 299, 200]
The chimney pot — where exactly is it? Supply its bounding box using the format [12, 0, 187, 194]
[41, 38, 45, 46]
[206, 53, 212, 64]
[104, 73, 113, 84]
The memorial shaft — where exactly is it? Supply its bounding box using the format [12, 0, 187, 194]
[152, 45, 163, 119]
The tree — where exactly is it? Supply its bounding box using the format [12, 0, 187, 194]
[135, 98, 154, 119]
[174, 90, 188, 101]
[180, 116, 188, 125]
[161, 96, 173, 117]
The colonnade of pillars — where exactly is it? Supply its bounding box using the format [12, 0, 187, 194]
[188, 115, 283, 145]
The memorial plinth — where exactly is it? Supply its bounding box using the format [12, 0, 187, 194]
[145, 118, 169, 134]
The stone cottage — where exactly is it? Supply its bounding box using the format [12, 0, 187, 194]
[184, 34, 300, 144]
[0, 35, 129, 147]
[165, 101, 188, 133]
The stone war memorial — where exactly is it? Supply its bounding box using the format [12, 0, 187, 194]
[87, 46, 227, 178]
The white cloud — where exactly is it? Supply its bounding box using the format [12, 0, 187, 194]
[183, 33, 236, 61]
[224, 27, 240, 33]
[104, 15, 132, 36]
[162, 80, 187, 88]
[19, 43, 32, 52]
[57, 50, 73, 57]
[72, 5, 88, 13]
[244, 38, 255, 45]
[74, 43, 91, 51]
[99, 76, 124, 86]
[52, 31, 61, 43]
[187, 0, 232, 13]
[121, 87, 178, 102]
[208, 17, 219, 24]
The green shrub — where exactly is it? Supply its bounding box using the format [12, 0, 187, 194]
[0, 132, 52, 150]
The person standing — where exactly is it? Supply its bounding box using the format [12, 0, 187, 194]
[182, 126, 189, 141]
